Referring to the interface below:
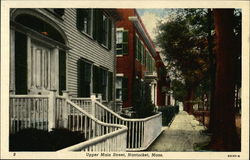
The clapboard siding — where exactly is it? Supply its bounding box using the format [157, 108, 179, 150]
[14, 8, 116, 97]
[63, 9, 115, 97]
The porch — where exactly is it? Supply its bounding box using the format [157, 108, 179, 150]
[9, 91, 162, 152]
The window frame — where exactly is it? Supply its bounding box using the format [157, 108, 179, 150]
[76, 9, 94, 38]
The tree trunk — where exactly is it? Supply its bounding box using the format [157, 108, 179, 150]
[207, 9, 217, 133]
[209, 9, 240, 151]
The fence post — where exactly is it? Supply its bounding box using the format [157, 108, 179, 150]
[62, 90, 69, 128]
[48, 90, 56, 131]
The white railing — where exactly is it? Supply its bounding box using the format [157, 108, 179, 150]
[57, 100, 127, 151]
[10, 92, 127, 152]
[70, 98, 93, 114]
[71, 95, 162, 151]
[9, 95, 50, 134]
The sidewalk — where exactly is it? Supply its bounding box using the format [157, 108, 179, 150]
[147, 111, 210, 151]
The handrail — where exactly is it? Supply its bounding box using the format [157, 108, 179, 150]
[66, 100, 126, 129]
[10, 95, 49, 98]
[95, 100, 162, 121]
[93, 100, 162, 150]
[58, 99, 127, 151]
[58, 127, 127, 151]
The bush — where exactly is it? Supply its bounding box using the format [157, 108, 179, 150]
[9, 128, 86, 151]
[158, 105, 179, 126]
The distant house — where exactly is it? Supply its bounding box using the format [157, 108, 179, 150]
[10, 8, 119, 103]
[115, 9, 169, 110]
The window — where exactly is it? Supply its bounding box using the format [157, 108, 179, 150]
[116, 77, 122, 100]
[102, 14, 109, 47]
[100, 69, 108, 100]
[135, 36, 144, 63]
[92, 66, 109, 101]
[115, 77, 128, 101]
[76, 9, 92, 36]
[146, 52, 153, 72]
[116, 30, 128, 55]
[92, 9, 112, 49]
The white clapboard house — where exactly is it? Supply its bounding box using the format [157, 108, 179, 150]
[9, 8, 162, 152]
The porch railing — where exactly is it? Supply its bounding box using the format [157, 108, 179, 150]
[9, 92, 127, 152]
[9, 95, 50, 134]
[57, 99, 127, 151]
[71, 95, 163, 151]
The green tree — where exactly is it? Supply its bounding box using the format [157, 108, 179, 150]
[156, 9, 210, 113]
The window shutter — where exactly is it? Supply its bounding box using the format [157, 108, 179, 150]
[108, 19, 112, 50]
[59, 50, 66, 95]
[122, 30, 128, 54]
[76, 9, 84, 30]
[77, 59, 84, 97]
[93, 9, 102, 42]
[93, 65, 99, 93]
[108, 71, 113, 101]
[94, 9, 103, 44]
[135, 36, 138, 59]
[122, 77, 128, 101]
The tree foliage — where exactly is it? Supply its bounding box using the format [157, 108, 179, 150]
[156, 9, 212, 108]
[156, 9, 210, 87]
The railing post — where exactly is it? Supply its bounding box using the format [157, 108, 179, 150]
[91, 94, 97, 137]
[48, 90, 56, 131]
[91, 94, 97, 116]
[97, 93, 102, 104]
[62, 90, 69, 128]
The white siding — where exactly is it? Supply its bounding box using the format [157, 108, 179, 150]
[63, 9, 115, 97]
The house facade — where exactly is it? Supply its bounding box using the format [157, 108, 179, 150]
[8, 8, 163, 152]
[115, 9, 168, 110]
[10, 8, 119, 104]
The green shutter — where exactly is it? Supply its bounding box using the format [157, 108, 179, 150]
[15, 31, 27, 94]
[122, 77, 128, 101]
[76, 9, 84, 30]
[59, 50, 66, 95]
[77, 59, 84, 97]
[108, 71, 113, 101]
[93, 9, 103, 43]
[135, 37, 138, 60]
[138, 41, 141, 61]
[93, 65, 99, 93]
[122, 30, 128, 54]
[108, 19, 112, 50]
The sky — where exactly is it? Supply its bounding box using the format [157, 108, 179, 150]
[137, 9, 171, 42]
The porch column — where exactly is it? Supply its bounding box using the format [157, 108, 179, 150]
[27, 36, 32, 92]
[48, 90, 56, 131]
[62, 90, 69, 128]
[51, 47, 59, 92]
[10, 29, 15, 94]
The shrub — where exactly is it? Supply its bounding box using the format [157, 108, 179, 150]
[9, 128, 86, 151]
[158, 105, 179, 126]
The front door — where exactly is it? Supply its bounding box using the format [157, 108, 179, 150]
[28, 40, 55, 94]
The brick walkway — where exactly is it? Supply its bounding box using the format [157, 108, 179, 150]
[147, 111, 210, 151]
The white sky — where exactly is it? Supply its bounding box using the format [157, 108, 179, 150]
[137, 9, 170, 42]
